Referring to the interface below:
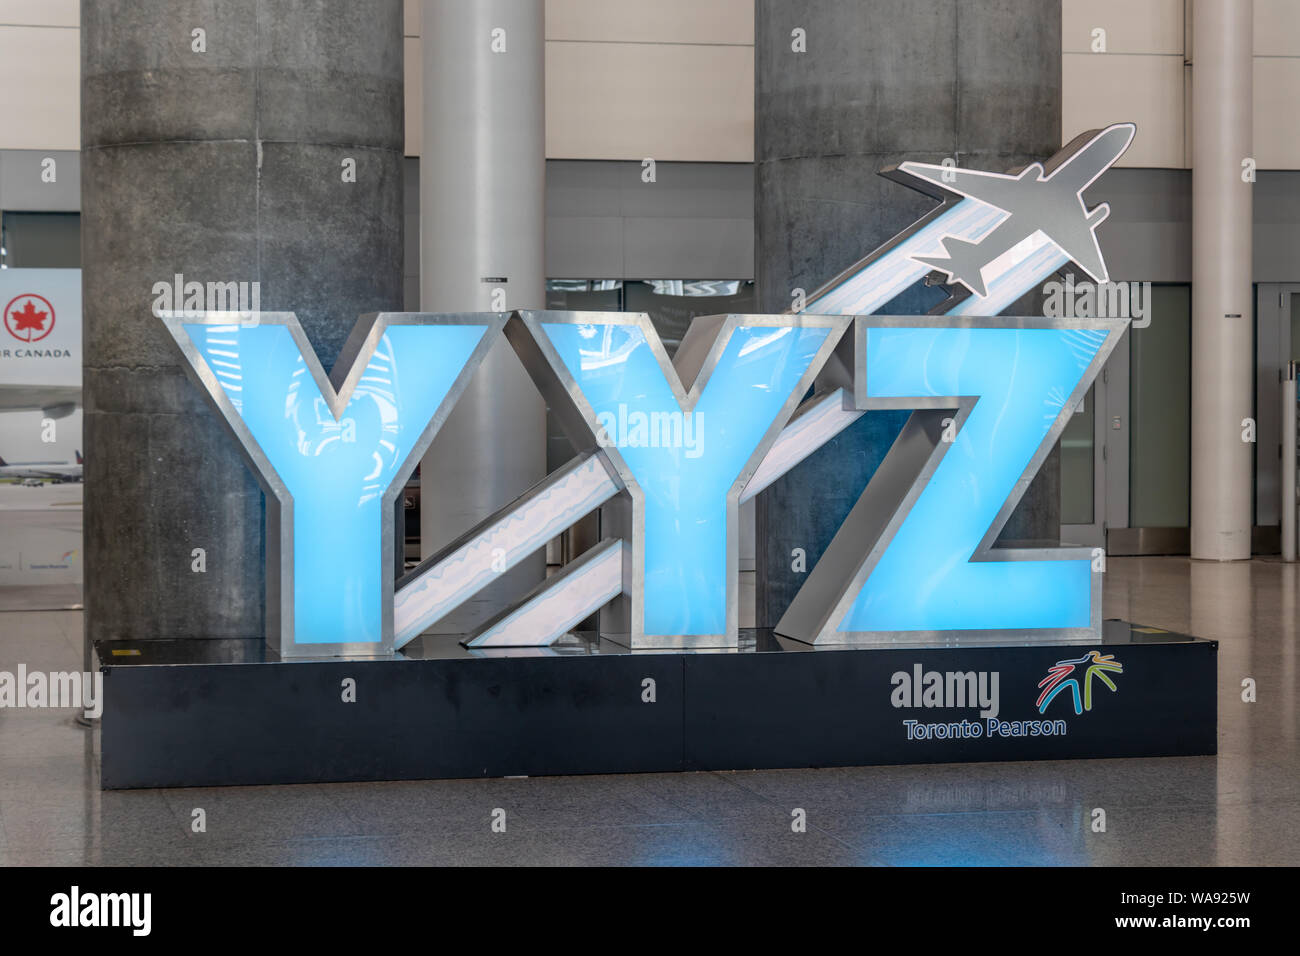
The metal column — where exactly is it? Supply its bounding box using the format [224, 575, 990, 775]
[417, 0, 547, 631]
[1190, 0, 1254, 561]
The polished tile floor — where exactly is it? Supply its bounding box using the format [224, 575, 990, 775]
[0, 556, 1297, 866]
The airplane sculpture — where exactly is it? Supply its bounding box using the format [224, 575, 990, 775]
[898, 124, 1135, 297]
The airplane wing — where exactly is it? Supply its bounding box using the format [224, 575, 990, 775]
[1039, 123, 1136, 197]
[896, 162, 1043, 215]
[1042, 202, 1112, 283]
[0, 385, 82, 418]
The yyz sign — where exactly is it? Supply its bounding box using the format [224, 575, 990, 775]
[163, 124, 1136, 658]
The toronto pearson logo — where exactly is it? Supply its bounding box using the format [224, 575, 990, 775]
[3, 293, 55, 343]
[1036, 650, 1123, 716]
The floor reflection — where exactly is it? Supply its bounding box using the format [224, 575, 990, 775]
[0, 557, 1296, 865]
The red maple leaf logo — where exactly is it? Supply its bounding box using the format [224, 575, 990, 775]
[10, 299, 47, 332]
[3, 294, 55, 342]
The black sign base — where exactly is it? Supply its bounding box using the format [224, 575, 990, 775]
[96, 621, 1216, 789]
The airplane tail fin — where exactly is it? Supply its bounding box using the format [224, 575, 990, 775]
[0, 455, 6, 467]
[75, 450, 83, 465]
[914, 237, 989, 297]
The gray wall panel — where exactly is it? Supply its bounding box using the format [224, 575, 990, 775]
[617, 163, 753, 219]
[13, 153, 1298, 287]
[621, 216, 752, 280]
[1255, 171, 1300, 282]
[1091, 168, 1192, 282]
[546, 160, 625, 216]
[547, 160, 753, 278]
[404, 156, 755, 280]
[1090, 167, 1300, 284]
[0, 148, 80, 211]
[546, 215, 624, 278]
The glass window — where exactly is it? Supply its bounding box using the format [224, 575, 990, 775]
[623, 280, 755, 356]
[1290, 291, 1300, 362]
[544, 279, 757, 357]
[545, 279, 623, 313]
[1129, 284, 1191, 528]
[1, 212, 81, 269]
[1060, 385, 1095, 526]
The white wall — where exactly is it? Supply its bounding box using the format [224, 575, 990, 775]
[0, 0, 79, 151]
[403, 0, 754, 162]
[4, 2, 1296, 170]
[0, 0, 755, 162]
[1063, 0, 1300, 169]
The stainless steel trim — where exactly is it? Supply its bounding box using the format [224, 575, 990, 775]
[779, 312, 1127, 645]
[510, 309, 851, 649]
[160, 309, 506, 658]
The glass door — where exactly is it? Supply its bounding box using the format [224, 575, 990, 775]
[1069, 285, 1193, 556]
[1061, 383, 1104, 548]
[1255, 283, 1300, 542]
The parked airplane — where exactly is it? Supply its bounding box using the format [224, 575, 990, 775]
[894, 123, 1136, 297]
[0, 450, 83, 482]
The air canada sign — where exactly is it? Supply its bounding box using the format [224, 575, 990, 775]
[3, 293, 73, 358]
[164, 125, 1137, 658]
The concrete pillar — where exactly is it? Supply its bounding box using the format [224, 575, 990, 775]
[81, 0, 406, 644]
[417, 0, 547, 632]
[753, 0, 1062, 626]
[1190, 0, 1254, 561]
